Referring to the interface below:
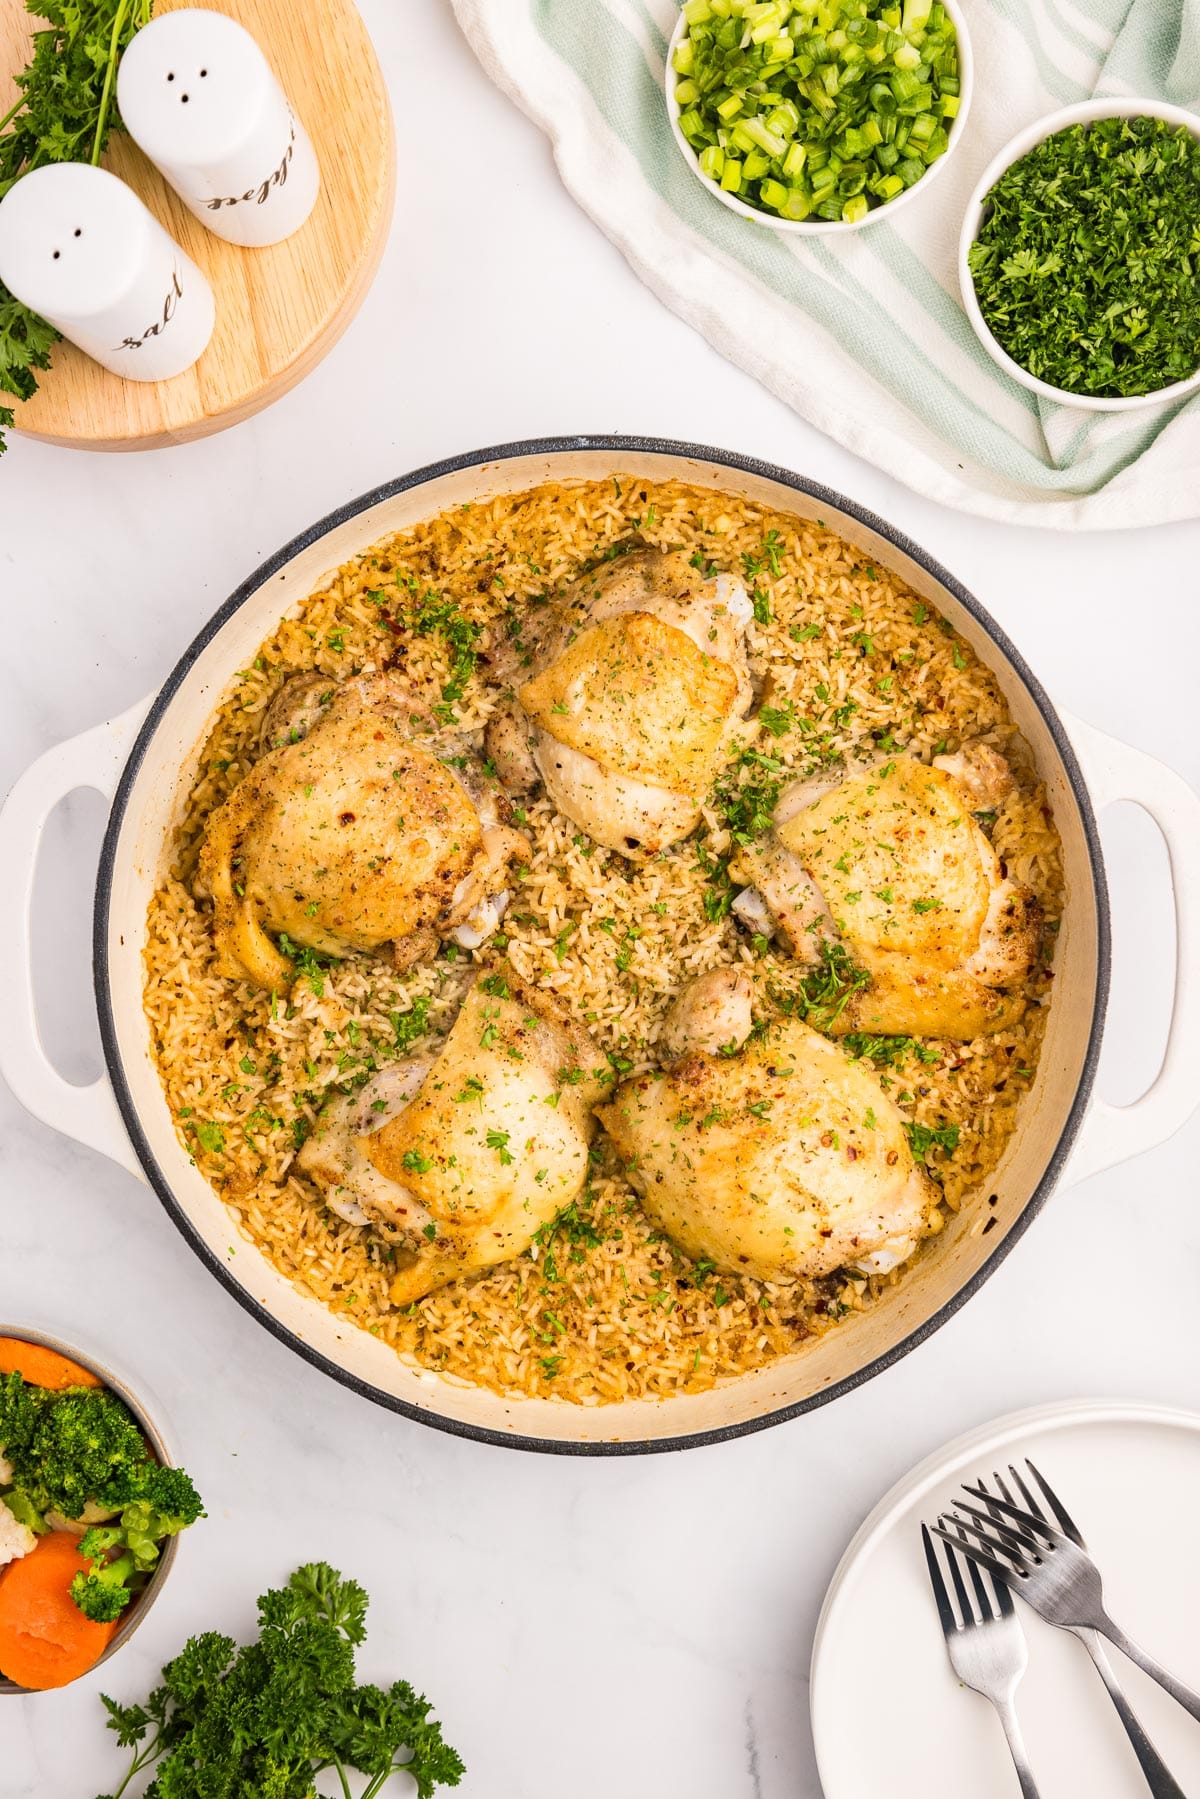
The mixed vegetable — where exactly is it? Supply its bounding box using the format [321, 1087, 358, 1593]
[672, 0, 962, 224]
[96, 1562, 464, 1799]
[967, 115, 1200, 399]
[0, 1337, 203, 1690]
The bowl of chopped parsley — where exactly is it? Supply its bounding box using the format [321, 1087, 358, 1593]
[959, 99, 1200, 408]
[666, 0, 972, 233]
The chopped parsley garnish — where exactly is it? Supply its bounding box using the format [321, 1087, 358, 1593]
[486, 1128, 514, 1165]
[532, 1202, 604, 1283]
[758, 701, 795, 738]
[277, 933, 329, 997]
[904, 1119, 960, 1159]
[712, 746, 786, 848]
[399, 589, 482, 725]
[390, 997, 431, 1052]
[844, 1032, 940, 1070]
[793, 941, 871, 1031]
[401, 1149, 434, 1174]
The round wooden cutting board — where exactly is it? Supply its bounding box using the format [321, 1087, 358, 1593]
[0, 0, 395, 450]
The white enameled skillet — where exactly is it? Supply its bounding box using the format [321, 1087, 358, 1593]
[2, 438, 1198, 1453]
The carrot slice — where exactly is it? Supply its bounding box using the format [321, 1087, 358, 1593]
[0, 1532, 118, 1689]
[0, 1338, 103, 1390]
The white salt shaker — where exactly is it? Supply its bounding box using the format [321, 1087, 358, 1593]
[0, 162, 215, 382]
[117, 9, 320, 249]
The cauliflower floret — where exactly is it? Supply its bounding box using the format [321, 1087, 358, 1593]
[0, 1495, 36, 1569]
[0, 1448, 12, 1486]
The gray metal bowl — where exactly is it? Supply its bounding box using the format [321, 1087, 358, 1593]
[0, 1326, 180, 1695]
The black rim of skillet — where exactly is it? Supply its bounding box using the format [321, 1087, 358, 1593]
[93, 435, 1111, 1456]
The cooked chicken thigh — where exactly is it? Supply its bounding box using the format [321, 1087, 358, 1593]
[298, 970, 603, 1303]
[601, 976, 936, 1281]
[197, 671, 528, 989]
[486, 548, 754, 855]
[730, 743, 1040, 1038]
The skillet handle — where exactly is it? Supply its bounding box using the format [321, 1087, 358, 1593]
[1059, 709, 1200, 1188]
[0, 700, 152, 1181]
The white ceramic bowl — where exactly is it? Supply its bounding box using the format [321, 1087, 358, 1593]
[0, 1327, 181, 1696]
[959, 97, 1200, 411]
[665, 0, 973, 235]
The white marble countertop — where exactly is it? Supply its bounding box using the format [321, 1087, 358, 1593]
[2, 5, 1199, 1795]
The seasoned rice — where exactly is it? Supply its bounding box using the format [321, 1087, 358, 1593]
[143, 479, 1062, 1404]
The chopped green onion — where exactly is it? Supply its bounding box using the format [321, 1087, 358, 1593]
[672, 0, 960, 223]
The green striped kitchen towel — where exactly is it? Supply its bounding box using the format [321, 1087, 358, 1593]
[450, 0, 1200, 527]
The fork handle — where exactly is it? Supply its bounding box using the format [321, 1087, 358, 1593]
[1072, 1628, 1187, 1797]
[994, 1700, 1042, 1799]
[1099, 1616, 1200, 1724]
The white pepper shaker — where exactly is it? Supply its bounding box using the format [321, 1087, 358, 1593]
[0, 162, 215, 382]
[117, 9, 320, 248]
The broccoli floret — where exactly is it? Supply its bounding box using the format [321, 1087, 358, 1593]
[71, 1480, 207, 1623]
[0, 1371, 46, 1466]
[71, 1535, 136, 1623]
[34, 1388, 154, 1517]
[15, 1386, 203, 1521]
[136, 1465, 204, 1530]
[1, 1487, 47, 1535]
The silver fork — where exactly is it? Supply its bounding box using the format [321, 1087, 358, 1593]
[970, 1463, 1186, 1799]
[935, 1474, 1200, 1725]
[922, 1521, 1042, 1798]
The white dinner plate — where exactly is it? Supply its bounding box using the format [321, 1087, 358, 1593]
[811, 1401, 1200, 1798]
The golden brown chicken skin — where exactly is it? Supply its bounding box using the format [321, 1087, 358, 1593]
[731, 746, 1041, 1039]
[197, 672, 526, 989]
[486, 547, 754, 856]
[298, 969, 604, 1303]
[601, 991, 936, 1282]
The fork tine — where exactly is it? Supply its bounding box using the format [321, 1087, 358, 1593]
[921, 1523, 958, 1638]
[962, 1481, 1065, 1548]
[992, 1468, 1017, 1509]
[951, 1497, 1041, 1562]
[929, 1520, 1015, 1587]
[960, 1479, 1021, 1613]
[1023, 1458, 1085, 1548]
[989, 1563, 1016, 1616]
[1006, 1463, 1042, 1520]
[962, 1539, 997, 1621]
[943, 1508, 1030, 1575]
[944, 1525, 976, 1624]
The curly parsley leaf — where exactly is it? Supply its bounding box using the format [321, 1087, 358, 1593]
[96, 1563, 463, 1799]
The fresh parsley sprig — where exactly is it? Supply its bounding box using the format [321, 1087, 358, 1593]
[96, 1562, 465, 1799]
[0, 0, 154, 452]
